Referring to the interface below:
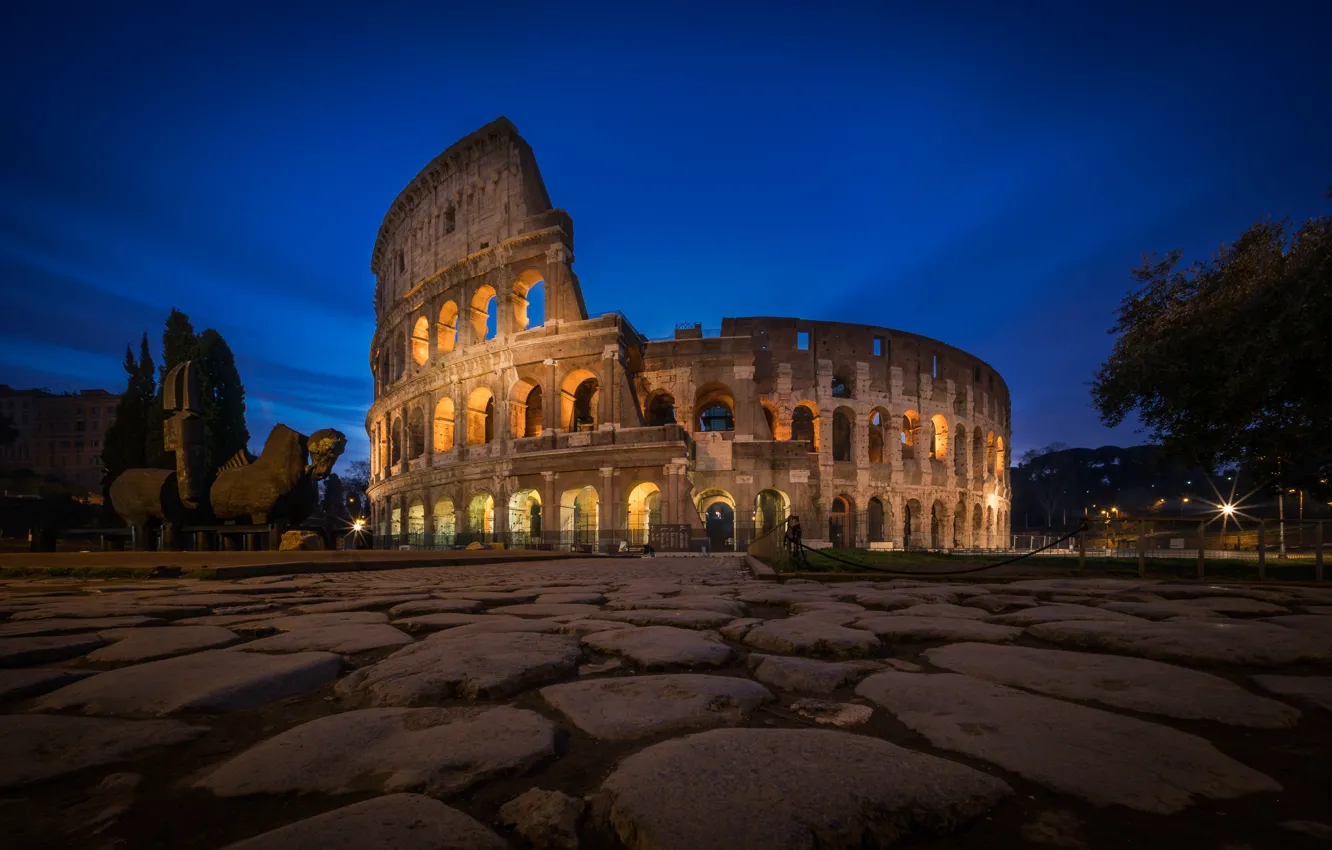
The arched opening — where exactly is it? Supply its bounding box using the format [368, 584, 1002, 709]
[390, 504, 402, 537]
[995, 436, 1006, 480]
[437, 301, 458, 355]
[646, 392, 677, 426]
[829, 495, 854, 547]
[560, 369, 599, 432]
[791, 403, 818, 450]
[972, 508, 983, 549]
[508, 488, 542, 543]
[930, 500, 946, 549]
[466, 387, 495, 445]
[985, 432, 996, 476]
[407, 498, 426, 536]
[868, 497, 886, 543]
[868, 409, 889, 464]
[760, 402, 777, 439]
[468, 493, 495, 540]
[627, 481, 661, 545]
[754, 489, 789, 533]
[831, 373, 852, 399]
[407, 406, 425, 459]
[694, 383, 735, 433]
[470, 284, 497, 342]
[972, 427, 985, 478]
[433, 397, 455, 451]
[433, 496, 455, 539]
[389, 416, 403, 466]
[832, 407, 853, 462]
[510, 379, 544, 439]
[904, 498, 923, 549]
[696, 489, 735, 552]
[513, 270, 546, 331]
[954, 501, 967, 548]
[411, 317, 430, 366]
[953, 421, 967, 475]
[930, 413, 949, 460]
[901, 410, 920, 461]
[561, 485, 599, 548]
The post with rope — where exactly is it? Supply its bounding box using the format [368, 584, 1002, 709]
[1196, 519, 1205, 579]
[1136, 519, 1146, 578]
[1257, 520, 1266, 580]
[1077, 521, 1086, 572]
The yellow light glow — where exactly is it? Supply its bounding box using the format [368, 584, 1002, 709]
[1220, 504, 1235, 516]
[352, 519, 366, 531]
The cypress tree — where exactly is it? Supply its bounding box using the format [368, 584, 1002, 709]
[196, 328, 249, 479]
[147, 308, 199, 468]
[103, 334, 156, 492]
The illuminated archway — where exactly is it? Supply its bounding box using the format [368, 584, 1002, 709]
[560, 369, 599, 432]
[626, 481, 661, 545]
[754, 488, 789, 533]
[512, 269, 545, 331]
[868, 408, 890, 464]
[390, 504, 402, 536]
[433, 496, 455, 537]
[468, 492, 495, 537]
[696, 488, 736, 551]
[407, 406, 425, 459]
[930, 413, 949, 460]
[470, 283, 497, 341]
[694, 383, 735, 432]
[829, 495, 854, 547]
[561, 485, 599, 546]
[901, 410, 921, 460]
[407, 498, 426, 535]
[411, 316, 430, 366]
[508, 488, 543, 541]
[995, 436, 1006, 479]
[465, 387, 495, 445]
[791, 402, 819, 450]
[433, 397, 455, 451]
[437, 301, 458, 354]
[510, 378, 544, 438]
[953, 420, 967, 475]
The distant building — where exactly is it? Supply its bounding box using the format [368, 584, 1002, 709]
[0, 386, 120, 498]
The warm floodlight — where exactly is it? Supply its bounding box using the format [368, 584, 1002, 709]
[1220, 504, 1235, 516]
[352, 518, 367, 531]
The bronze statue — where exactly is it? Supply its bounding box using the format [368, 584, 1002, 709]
[109, 359, 347, 549]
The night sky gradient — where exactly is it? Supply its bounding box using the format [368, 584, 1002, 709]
[3, 0, 1328, 464]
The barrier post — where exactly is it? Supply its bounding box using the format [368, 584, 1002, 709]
[1196, 520, 1205, 579]
[1077, 524, 1086, 572]
[1137, 520, 1146, 578]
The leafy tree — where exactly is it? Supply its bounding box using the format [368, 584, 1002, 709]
[320, 473, 349, 522]
[341, 458, 370, 517]
[1092, 199, 1331, 500]
[195, 328, 249, 480]
[0, 411, 16, 446]
[102, 334, 156, 490]
[1016, 442, 1072, 527]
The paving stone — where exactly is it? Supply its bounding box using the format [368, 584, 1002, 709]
[960, 595, 1043, 614]
[388, 599, 484, 616]
[595, 727, 1011, 849]
[608, 596, 747, 616]
[927, 642, 1300, 727]
[1101, 597, 1289, 620]
[499, 788, 584, 850]
[856, 671, 1280, 813]
[36, 649, 342, 715]
[392, 612, 497, 632]
[789, 698, 874, 727]
[0, 714, 207, 789]
[583, 626, 731, 668]
[889, 603, 990, 620]
[551, 618, 634, 637]
[177, 612, 286, 627]
[220, 793, 507, 850]
[853, 590, 949, 610]
[0, 616, 165, 638]
[296, 595, 431, 613]
[235, 612, 389, 634]
[200, 705, 556, 798]
[719, 617, 763, 640]
[743, 617, 880, 658]
[541, 674, 772, 740]
[0, 633, 105, 667]
[855, 615, 1022, 643]
[1263, 614, 1332, 634]
[487, 602, 605, 618]
[443, 617, 564, 636]
[1027, 619, 1332, 666]
[87, 625, 240, 663]
[11, 603, 209, 620]
[788, 600, 865, 616]
[237, 623, 413, 654]
[1020, 810, 1086, 849]
[989, 604, 1144, 626]
[0, 667, 98, 701]
[747, 654, 876, 693]
[736, 588, 834, 607]
[536, 591, 606, 605]
[1250, 675, 1332, 712]
[436, 590, 538, 604]
[590, 608, 736, 629]
[336, 631, 582, 705]
[1280, 820, 1332, 841]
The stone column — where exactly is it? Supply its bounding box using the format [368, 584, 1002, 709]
[600, 466, 615, 550]
[731, 363, 756, 438]
[422, 495, 434, 548]
[544, 359, 560, 433]
[889, 493, 905, 550]
[422, 391, 434, 466]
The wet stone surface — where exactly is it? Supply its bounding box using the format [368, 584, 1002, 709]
[1, 559, 1328, 850]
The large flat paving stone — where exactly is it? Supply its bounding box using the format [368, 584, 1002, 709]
[988, 604, 1144, 626]
[541, 674, 773, 740]
[747, 654, 877, 694]
[234, 612, 389, 634]
[296, 595, 431, 613]
[387, 599, 484, 617]
[0, 616, 164, 638]
[590, 608, 736, 629]
[0, 667, 98, 701]
[0, 633, 105, 666]
[36, 649, 342, 716]
[1101, 597, 1290, 620]
[199, 706, 555, 798]
[608, 596, 747, 616]
[583, 626, 731, 668]
[855, 615, 1022, 643]
[595, 727, 1011, 849]
[11, 603, 209, 620]
[856, 671, 1280, 813]
[88, 625, 240, 663]
[1027, 619, 1332, 665]
[743, 617, 880, 658]
[1251, 675, 1332, 712]
[926, 642, 1300, 727]
[486, 602, 605, 618]
[0, 714, 207, 789]
[336, 631, 582, 705]
[221, 793, 506, 850]
[889, 603, 990, 620]
[237, 623, 413, 654]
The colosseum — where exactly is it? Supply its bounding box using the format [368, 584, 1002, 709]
[365, 118, 1012, 553]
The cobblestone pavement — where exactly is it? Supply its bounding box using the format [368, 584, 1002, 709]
[3, 557, 1332, 849]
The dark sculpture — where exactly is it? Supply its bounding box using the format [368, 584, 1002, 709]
[108, 359, 347, 549]
[211, 425, 347, 526]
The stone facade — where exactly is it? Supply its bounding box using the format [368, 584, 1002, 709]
[0, 386, 120, 498]
[365, 118, 1011, 550]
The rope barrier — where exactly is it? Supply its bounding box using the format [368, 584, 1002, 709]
[788, 520, 1088, 577]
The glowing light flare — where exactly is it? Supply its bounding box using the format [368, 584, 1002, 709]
[1220, 504, 1235, 517]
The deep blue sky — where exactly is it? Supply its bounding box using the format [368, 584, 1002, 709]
[2, 0, 1328, 463]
